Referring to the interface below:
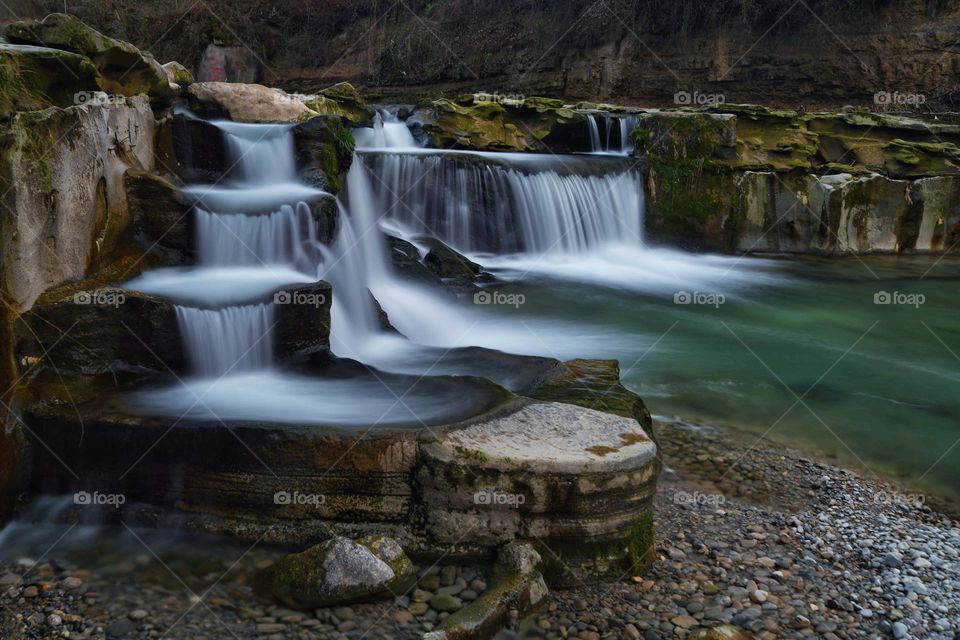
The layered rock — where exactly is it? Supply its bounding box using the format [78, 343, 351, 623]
[417, 400, 658, 585]
[635, 107, 960, 253]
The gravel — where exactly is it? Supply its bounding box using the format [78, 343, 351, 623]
[1, 419, 956, 639]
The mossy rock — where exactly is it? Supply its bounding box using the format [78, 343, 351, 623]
[883, 139, 960, 177]
[253, 536, 415, 610]
[312, 82, 375, 125]
[291, 115, 355, 193]
[4, 13, 173, 102]
[0, 43, 100, 118]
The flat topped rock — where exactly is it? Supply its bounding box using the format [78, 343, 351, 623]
[430, 401, 656, 474]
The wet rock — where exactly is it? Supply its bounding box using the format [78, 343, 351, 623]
[125, 172, 193, 262]
[429, 594, 462, 612]
[291, 115, 354, 194]
[253, 535, 414, 610]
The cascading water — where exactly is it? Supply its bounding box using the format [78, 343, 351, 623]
[175, 304, 274, 376]
[355, 152, 643, 254]
[587, 113, 639, 154]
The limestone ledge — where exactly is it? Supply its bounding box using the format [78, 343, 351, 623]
[632, 106, 960, 252]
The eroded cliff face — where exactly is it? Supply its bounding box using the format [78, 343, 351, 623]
[10, 0, 960, 109]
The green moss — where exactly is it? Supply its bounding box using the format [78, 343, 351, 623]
[453, 445, 488, 463]
[536, 512, 655, 586]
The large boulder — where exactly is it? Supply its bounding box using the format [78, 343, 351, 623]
[14, 286, 183, 374]
[0, 97, 155, 313]
[304, 82, 376, 126]
[254, 535, 415, 609]
[4, 13, 174, 102]
[187, 82, 313, 122]
[0, 43, 101, 118]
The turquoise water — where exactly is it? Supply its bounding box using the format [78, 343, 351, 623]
[477, 254, 960, 503]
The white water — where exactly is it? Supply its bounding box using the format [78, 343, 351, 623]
[587, 113, 639, 154]
[353, 110, 419, 150]
[354, 152, 644, 254]
[196, 203, 322, 270]
[124, 111, 781, 423]
[175, 304, 274, 376]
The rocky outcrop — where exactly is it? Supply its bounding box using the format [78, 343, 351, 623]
[34, 0, 960, 110]
[3, 13, 175, 103]
[254, 535, 415, 609]
[635, 106, 960, 252]
[19, 358, 657, 585]
[0, 43, 101, 119]
[412, 95, 587, 152]
[0, 96, 155, 313]
[417, 400, 658, 585]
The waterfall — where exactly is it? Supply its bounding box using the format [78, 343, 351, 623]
[175, 304, 275, 376]
[353, 110, 419, 150]
[355, 152, 643, 254]
[195, 203, 321, 271]
[586, 114, 639, 154]
[218, 121, 298, 184]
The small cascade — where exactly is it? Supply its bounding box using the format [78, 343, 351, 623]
[195, 203, 320, 271]
[175, 304, 275, 376]
[586, 113, 639, 154]
[353, 110, 419, 150]
[355, 153, 643, 254]
[218, 121, 298, 184]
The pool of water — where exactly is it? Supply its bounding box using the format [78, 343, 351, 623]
[464, 253, 960, 502]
